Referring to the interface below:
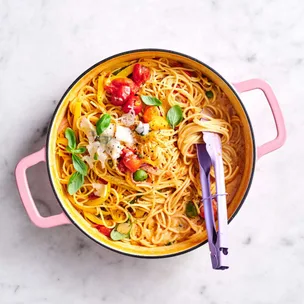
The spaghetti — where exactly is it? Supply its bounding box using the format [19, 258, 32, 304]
[55, 58, 244, 247]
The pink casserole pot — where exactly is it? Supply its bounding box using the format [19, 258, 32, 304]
[15, 49, 286, 258]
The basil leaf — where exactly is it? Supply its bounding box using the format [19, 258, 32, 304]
[167, 105, 183, 128]
[72, 154, 88, 176]
[140, 95, 162, 106]
[65, 128, 76, 150]
[96, 114, 111, 136]
[73, 147, 86, 154]
[186, 201, 198, 218]
[110, 229, 128, 241]
[67, 172, 84, 195]
[66, 146, 73, 153]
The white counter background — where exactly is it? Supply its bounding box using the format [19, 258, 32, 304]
[0, 0, 303, 303]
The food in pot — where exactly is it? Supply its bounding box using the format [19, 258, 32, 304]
[55, 58, 244, 247]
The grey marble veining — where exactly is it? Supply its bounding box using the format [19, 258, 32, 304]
[0, 0, 303, 303]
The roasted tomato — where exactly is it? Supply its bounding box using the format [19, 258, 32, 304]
[122, 149, 142, 173]
[132, 64, 151, 85]
[95, 225, 112, 237]
[105, 78, 138, 106]
[143, 106, 160, 123]
[122, 94, 143, 114]
[117, 159, 128, 173]
[200, 199, 218, 220]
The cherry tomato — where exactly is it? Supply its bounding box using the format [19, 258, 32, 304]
[105, 78, 139, 106]
[132, 64, 151, 85]
[118, 159, 128, 173]
[122, 150, 142, 173]
[200, 199, 218, 220]
[95, 225, 112, 237]
[122, 94, 143, 114]
[143, 106, 160, 123]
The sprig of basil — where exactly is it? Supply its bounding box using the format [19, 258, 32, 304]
[73, 147, 86, 154]
[186, 202, 198, 218]
[167, 105, 183, 128]
[68, 172, 84, 195]
[65, 128, 76, 150]
[96, 114, 111, 136]
[140, 95, 162, 106]
[65, 128, 86, 154]
[72, 154, 88, 176]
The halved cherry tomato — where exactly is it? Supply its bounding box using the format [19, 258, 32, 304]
[105, 78, 138, 106]
[118, 159, 128, 173]
[200, 199, 218, 220]
[143, 106, 160, 123]
[122, 149, 142, 173]
[95, 225, 112, 237]
[132, 64, 151, 85]
[122, 94, 143, 114]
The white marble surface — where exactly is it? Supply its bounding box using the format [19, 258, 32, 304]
[0, 0, 302, 303]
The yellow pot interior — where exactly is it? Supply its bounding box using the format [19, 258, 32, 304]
[48, 50, 255, 257]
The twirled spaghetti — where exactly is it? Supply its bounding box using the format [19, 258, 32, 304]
[55, 58, 244, 247]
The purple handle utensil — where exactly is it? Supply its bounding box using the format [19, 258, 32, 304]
[197, 132, 229, 270]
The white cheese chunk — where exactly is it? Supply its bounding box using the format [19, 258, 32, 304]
[135, 122, 149, 136]
[115, 125, 134, 144]
[102, 123, 115, 137]
[119, 108, 136, 126]
[80, 117, 96, 143]
[106, 138, 123, 160]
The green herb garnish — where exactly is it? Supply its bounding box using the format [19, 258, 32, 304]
[67, 172, 84, 195]
[186, 201, 198, 218]
[65, 128, 76, 150]
[167, 105, 183, 129]
[96, 114, 111, 136]
[65, 128, 88, 195]
[72, 154, 88, 176]
[140, 95, 162, 106]
[72, 147, 86, 154]
[94, 153, 98, 160]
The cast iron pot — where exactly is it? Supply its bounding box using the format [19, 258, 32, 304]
[15, 49, 286, 258]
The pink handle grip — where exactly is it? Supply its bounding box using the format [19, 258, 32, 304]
[233, 79, 286, 159]
[15, 147, 70, 228]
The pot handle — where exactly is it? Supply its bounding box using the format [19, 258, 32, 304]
[15, 147, 71, 228]
[233, 79, 286, 159]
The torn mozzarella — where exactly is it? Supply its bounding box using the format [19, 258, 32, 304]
[80, 117, 96, 143]
[92, 183, 107, 197]
[135, 122, 149, 136]
[106, 138, 123, 160]
[115, 125, 134, 144]
[102, 123, 115, 137]
[87, 141, 101, 156]
[97, 148, 107, 168]
[82, 155, 94, 169]
[119, 108, 136, 126]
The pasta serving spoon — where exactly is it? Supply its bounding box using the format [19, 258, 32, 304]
[196, 131, 229, 270]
